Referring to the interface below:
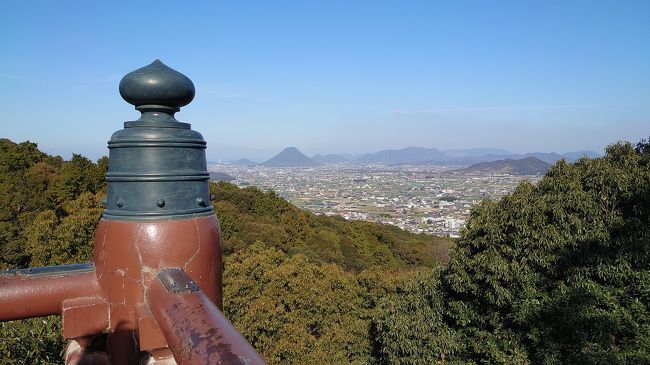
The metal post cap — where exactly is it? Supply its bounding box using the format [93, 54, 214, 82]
[119, 59, 195, 112]
[105, 60, 212, 220]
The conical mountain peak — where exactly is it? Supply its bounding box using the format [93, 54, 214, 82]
[261, 147, 323, 167]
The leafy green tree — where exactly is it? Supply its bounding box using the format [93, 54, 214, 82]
[290, 228, 346, 266]
[25, 192, 103, 266]
[0, 317, 65, 365]
[440, 141, 650, 364]
[373, 269, 461, 365]
[0, 140, 52, 268]
[52, 154, 103, 204]
[224, 243, 374, 365]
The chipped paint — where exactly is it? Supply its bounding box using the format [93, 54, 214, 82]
[147, 270, 267, 365]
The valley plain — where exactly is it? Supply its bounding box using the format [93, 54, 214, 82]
[209, 164, 541, 237]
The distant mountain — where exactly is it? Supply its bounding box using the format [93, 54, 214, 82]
[341, 153, 364, 161]
[311, 154, 350, 164]
[476, 151, 602, 164]
[431, 157, 492, 166]
[463, 157, 550, 175]
[356, 147, 449, 165]
[241, 146, 601, 168]
[261, 147, 323, 167]
[443, 148, 512, 158]
[562, 150, 602, 161]
[231, 158, 257, 166]
[209, 171, 236, 181]
[522, 152, 565, 164]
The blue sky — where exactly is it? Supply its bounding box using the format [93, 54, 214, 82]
[1, 0, 648, 161]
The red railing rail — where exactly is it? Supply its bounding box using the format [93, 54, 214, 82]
[147, 269, 267, 365]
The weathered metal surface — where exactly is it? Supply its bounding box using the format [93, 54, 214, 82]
[62, 297, 110, 339]
[0, 269, 98, 321]
[90, 215, 222, 361]
[137, 303, 168, 352]
[158, 268, 200, 293]
[105, 60, 212, 220]
[119, 59, 195, 113]
[0, 60, 262, 365]
[147, 269, 267, 365]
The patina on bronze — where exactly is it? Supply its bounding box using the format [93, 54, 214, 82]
[0, 60, 267, 365]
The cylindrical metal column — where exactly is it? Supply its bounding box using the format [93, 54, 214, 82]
[95, 60, 224, 363]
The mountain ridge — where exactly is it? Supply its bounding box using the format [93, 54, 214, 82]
[230, 158, 258, 166]
[311, 154, 350, 164]
[355, 147, 449, 165]
[462, 156, 551, 175]
[236, 146, 603, 167]
[261, 147, 323, 167]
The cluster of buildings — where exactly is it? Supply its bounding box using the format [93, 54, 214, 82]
[209, 164, 540, 237]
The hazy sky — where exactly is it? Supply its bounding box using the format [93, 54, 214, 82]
[1, 0, 648, 161]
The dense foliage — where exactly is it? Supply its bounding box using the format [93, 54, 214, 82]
[0, 139, 106, 269]
[224, 244, 373, 364]
[0, 139, 106, 363]
[1, 137, 648, 365]
[375, 140, 650, 364]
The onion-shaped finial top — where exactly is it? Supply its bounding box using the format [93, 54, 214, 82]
[119, 59, 195, 112]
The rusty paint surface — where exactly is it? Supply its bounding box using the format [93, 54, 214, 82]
[92, 215, 222, 362]
[62, 297, 110, 339]
[137, 303, 168, 351]
[0, 214, 223, 364]
[0, 270, 98, 321]
[147, 270, 267, 365]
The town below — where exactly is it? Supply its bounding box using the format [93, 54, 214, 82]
[209, 164, 541, 237]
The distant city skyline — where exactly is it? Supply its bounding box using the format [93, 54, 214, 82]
[1, 0, 648, 161]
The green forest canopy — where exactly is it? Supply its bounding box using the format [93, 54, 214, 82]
[0, 137, 648, 364]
